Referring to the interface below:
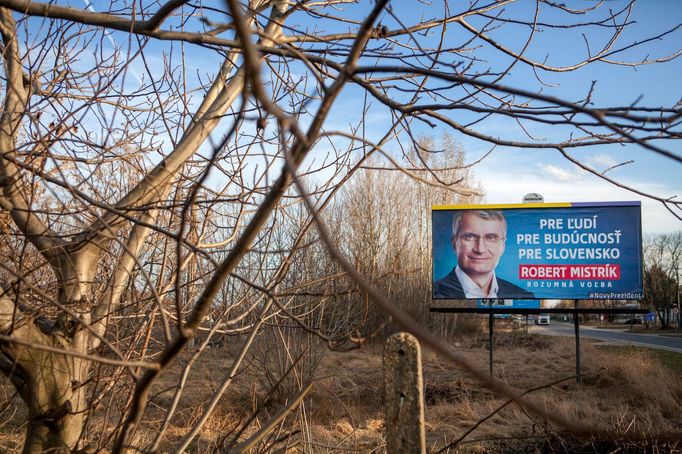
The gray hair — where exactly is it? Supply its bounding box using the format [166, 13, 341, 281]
[451, 210, 507, 241]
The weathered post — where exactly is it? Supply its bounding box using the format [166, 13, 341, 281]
[384, 332, 426, 454]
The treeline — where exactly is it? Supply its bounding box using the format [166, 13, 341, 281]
[267, 135, 485, 349]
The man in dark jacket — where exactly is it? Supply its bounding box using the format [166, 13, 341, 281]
[433, 210, 534, 299]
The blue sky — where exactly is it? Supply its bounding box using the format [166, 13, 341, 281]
[463, 1, 682, 234]
[377, 0, 682, 234]
[311, 1, 682, 234]
[64, 0, 681, 234]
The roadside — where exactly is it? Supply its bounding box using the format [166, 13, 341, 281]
[581, 322, 682, 338]
[532, 322, 682, 353]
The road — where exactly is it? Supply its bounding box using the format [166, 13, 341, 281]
[530, 322, 682, 353]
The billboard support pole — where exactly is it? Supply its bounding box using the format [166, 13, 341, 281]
[574, 299, 581, 385]
[488, 311, 494, 378]
[675, 263, 682, 337]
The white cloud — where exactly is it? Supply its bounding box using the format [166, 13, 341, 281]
[586, 153, 619, 170]
[583, 153, 638, 175]
[477, 169, 681, 234]
[538, 164, 576, 182]
[453, 144, 680, 235]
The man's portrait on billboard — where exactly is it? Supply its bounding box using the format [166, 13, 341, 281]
[433, 209, 535, 299]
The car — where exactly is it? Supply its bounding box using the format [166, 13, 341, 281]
[535, 314, 550, 325]
[624, 318, 643, 325]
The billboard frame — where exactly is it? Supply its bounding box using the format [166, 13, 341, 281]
[431, 201, 644, 301]
[431, 201, 646, 385]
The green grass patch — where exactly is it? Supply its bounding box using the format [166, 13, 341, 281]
[593, 325, 682, 335]
[596, 344, 682, 374]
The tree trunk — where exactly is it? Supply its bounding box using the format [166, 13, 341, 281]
[23, 407, 85, 454]
[1, 317, 91, 454]
[20, 348, 89, 454]
[658, 309, 668, 329]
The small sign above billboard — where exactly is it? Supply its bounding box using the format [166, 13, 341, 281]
[431, 201, 643, 301]
[523, 193, 544, 204]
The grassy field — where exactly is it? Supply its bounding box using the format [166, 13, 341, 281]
[596, 344, 682, 374]
[302, 333, 682, 453]
[1, 329, 681, 453]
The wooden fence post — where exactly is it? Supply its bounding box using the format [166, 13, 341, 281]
[384, 332, 426, 454]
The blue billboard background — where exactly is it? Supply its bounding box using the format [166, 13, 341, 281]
[432, 202, 643, 300]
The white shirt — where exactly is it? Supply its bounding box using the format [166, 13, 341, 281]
[455, 266, 499, 298]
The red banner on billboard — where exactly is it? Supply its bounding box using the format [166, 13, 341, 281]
[519, 264, 621, 280]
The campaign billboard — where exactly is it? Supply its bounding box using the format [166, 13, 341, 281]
[432, 202, 643, 300]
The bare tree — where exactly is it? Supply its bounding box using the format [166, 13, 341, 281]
[0, 0, 680, 452]
[332, 135, 482, 334]
[643, 232, 682, 328]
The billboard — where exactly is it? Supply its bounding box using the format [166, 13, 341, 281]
[432, 202, 643, 300]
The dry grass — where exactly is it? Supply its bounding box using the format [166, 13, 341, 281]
[1, 330, 681, 453]
[0, 381, 25, 453]
[300, 331, 682, 453]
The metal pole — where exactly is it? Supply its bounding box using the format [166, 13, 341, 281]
[489, 312, 494, 379]
[675, 264, 682, 337]
[574, 300, 581, 385]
